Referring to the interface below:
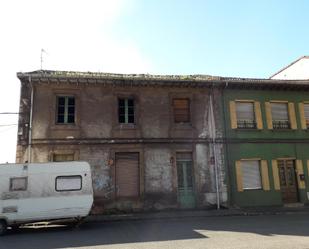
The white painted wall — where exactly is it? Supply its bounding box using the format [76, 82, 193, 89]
[271, 57, 309, 80]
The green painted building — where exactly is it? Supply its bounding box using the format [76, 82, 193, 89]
[222, 79, 309, 207]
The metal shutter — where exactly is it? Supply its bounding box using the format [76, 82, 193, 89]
[271, 103, 288, 121]
[241, 160, 262, 189]
[236, 102, 254, 120]
[115, 153, 139, 197]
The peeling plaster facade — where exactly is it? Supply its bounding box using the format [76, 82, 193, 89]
[16, 70, 227, 213]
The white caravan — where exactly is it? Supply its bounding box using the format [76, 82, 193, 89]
[0, 161, 94, 235]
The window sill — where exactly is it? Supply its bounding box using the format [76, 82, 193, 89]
[115, 123, 138, 130]
[172, 123, 194, 130]
[235, 128, 260, 131]
[50, 124, 79, 130]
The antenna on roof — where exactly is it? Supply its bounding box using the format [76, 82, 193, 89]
[40, 49, 47, 70]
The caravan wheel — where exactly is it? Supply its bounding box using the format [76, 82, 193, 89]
[0, 220, 7, 235]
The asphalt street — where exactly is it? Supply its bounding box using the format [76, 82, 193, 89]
[1, 213, 309, 249]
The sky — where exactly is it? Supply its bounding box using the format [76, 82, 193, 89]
[0, 0, 309, 163]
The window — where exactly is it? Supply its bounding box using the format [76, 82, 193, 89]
[10, 177, 27, 191]
[118, 98, 134, 124]
[229, 100, 263, 130]
[271, 102, 290, 129]
[304, 104, 309, 129]
[173, 98, 190, 123]
[56, 175, 82, 191]
[236, 102, 256, 129]
[53, 154, 74, 162]
[56, 96, 75, 124]
[241, 160, 262, 190]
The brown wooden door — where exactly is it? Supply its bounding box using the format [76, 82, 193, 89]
[115, 153, 139, 198]
[278, 160, 298, 203]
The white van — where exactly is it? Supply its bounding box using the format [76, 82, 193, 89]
[0, 161, 94, 235]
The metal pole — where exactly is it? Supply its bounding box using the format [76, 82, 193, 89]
[28, 77, 33, 163]
[209, 90, 220, 209]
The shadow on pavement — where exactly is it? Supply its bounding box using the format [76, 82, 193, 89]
[1, 213, 309, 249]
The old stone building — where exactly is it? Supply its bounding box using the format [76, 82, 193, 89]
[16, 70, 227, 212]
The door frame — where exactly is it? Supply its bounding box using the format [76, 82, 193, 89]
[277, 158, 299, 203]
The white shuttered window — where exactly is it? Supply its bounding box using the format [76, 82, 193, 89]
[236, 102, 256, 129]
[241, 160, 262, 190]
[271, 103, 289, 129]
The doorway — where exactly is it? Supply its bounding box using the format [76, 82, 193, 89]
[277, 159, 299, 203]
[176, 153, 196, 208]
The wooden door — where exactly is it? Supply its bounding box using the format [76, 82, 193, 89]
[278, 160, 298, 203]
[115, 153, 139, 198]
[176, 153, 196, 208]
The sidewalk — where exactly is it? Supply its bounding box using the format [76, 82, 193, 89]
[86, 205, 309, 223]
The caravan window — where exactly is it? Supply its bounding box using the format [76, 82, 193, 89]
[10, 177, 28, 191]
[56, 175, 82, 191]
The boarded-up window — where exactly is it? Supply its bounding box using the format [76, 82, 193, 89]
[236, 102, 256, 129]
[271, 103, 290, 129]
[53, 154, 74, 162]
[10, 177, 28, 191]
[57, 96, 75, 124]
[241, 160, 262, 190]
[304, 104, 309, 128]
[115, 153, 139, 197]
[173, 98, 190, 123]
[119, 98, 134, 124]
[56, 175, 82, 191]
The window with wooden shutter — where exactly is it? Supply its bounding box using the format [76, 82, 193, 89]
[173, 98, 190, 123]
[271, 102, 290, 129]
[241, 160, 262, 190]
[236, 102, 256, 129]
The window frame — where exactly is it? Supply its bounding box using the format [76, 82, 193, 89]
[55, 175, 82, 192]
[56, 95, 76, 125]
[118, 97, 135, 124]
[270, 101, 290, 130]
[235, 100, 257, 129]
[10, 177, 28, 191]
[240, 160, 262, 190]
[172, 98, 191, 124]
[52, 153, 75, 162]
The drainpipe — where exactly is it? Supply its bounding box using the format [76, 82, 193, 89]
[209, 87, 220, 209]
[27, 77, 33, 163]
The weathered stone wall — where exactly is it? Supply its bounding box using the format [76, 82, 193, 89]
[16, 82, 227, 211]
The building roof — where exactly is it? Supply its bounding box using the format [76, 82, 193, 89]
[270, 56, 309, 79]
[17, 70, 309, 90]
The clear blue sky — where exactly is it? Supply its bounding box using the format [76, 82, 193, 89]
[0, 0, 309, 163]
[112, 0, 309, 77]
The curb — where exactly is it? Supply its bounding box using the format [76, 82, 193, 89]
[86, 208, 309, 223]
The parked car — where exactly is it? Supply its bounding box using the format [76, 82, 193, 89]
[0, 161, 94, 235]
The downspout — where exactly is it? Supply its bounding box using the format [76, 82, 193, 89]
[27, 77, 33, 163]
[209, 86, 220, 209]
[222, 81, 233, 207]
